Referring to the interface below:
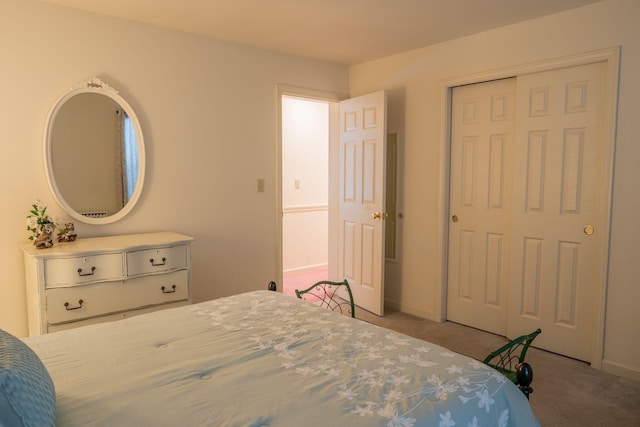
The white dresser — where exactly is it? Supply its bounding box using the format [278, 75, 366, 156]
[21, 231, 194, 336]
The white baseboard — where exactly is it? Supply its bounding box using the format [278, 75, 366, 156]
[601, 359, 640, 382]
[283, 263, 328, 274]
[384, 299, 440, 322]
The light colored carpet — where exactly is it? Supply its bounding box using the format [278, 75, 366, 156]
[355, 308, 640, 427]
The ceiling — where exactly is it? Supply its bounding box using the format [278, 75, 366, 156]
[40, 0, 602, 65]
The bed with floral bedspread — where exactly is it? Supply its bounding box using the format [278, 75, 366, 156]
[22, 290, 539, 426]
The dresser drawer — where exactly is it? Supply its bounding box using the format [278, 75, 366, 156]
[46, 270, 189, 325]
[44, 253, 123, 288]
[127, 244, 188, 276]
[47, 300, 190, 333]
[123, 270, 190, 307]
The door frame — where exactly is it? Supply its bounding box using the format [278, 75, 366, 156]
[276, 85, 346, 291]
[435, 47, 620, 369]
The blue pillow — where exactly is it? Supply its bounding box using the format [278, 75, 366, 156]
[0, 329, 56, 427]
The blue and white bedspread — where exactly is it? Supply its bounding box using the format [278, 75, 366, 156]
[24, 290, 539, 426]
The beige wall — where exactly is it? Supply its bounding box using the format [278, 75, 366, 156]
[0, 0, 348, 336]
[350, 0, 640, 381]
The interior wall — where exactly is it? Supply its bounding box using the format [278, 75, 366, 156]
[281, 97, 329, 272]
[0, 0, 348, 337]
[349, 0, 640, 380]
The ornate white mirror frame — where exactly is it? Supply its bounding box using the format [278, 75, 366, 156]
[44, 77, 146, 224]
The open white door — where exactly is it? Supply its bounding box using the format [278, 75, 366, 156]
[338, 91, 387, 316]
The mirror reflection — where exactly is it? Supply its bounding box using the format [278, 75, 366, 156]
[51, 93, 139, 218]
[45, 77, 145, 224]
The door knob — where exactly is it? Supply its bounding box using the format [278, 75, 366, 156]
[452, 215, 459, 223]
[584, 225, 594, 235]
[372, 212, 388, 220]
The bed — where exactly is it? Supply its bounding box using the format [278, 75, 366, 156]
[4, 290, 539, 426]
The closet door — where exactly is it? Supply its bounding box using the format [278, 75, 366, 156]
[447, 78, 516, 335]
[448, 62, 607, 363]
[508, 62, 606, 362]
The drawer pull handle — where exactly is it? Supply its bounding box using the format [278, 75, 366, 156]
[161, 285, 177, 294]
[64, 299, 84, 310]
[150, 257, 167, 266]
[77, 267, 96, 276]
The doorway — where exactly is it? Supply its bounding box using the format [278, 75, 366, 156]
[281, 95, 331, 296]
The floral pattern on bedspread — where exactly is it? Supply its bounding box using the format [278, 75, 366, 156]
[191, 291, 538, 427]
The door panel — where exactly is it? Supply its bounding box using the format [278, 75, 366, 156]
[447, 78, 516, 335]
[339, 91, 387, 316]
[508, 62, 606, 362]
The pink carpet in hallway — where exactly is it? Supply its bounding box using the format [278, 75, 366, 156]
[282, 268, 327, 296]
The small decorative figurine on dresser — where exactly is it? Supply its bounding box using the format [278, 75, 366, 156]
[57, 222, 77, 242]
[26, 200, 57, 249]
[34, 223, 54, 249]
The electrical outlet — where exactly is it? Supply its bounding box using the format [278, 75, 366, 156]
[257, 179, 265, 193]
[294, 179, 300, 189]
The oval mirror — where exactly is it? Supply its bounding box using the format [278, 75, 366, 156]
[44, 77, 145, 224]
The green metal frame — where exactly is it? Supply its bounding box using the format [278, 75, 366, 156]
[295, 279, 355, 318]
[482, 328, 541, 384]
